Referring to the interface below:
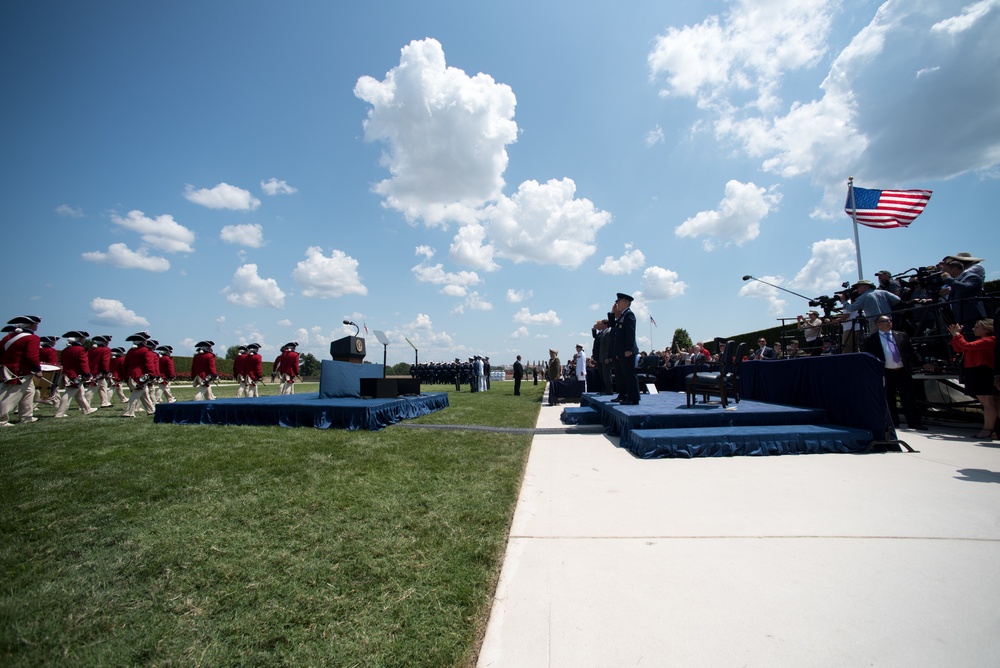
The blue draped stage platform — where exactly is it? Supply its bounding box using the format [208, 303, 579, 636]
[573, 353, 885, 458]
[153, 392, 449, 430]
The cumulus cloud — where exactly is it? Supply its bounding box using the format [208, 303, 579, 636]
[82, 243, 170, 272]
[506, 288, 532, 303]
[484, 178, 612, 268]
[56, 204, 83, 217]
[260, 178, 297, 195]
[449, 222, 499, 271]
[513, 307, 561, 327]
[184, 182, 261, 211]
[599, 244, 646, 275]
[675, 180, 780, 250]
[223, 264, 286, 308]
[415, 245, 435, 259]
[89, 297, 149, 327]
[651, 1, 1000, 213]
[639, 266, 688, 300]
[791, 238, 857, 293]
[292, 247, 368, 298]
[111, 210, 195, 253]
[220, 223, 265, 248]
[464, 291, 492, 311]
[738, 274, 788, 316]
[355, 37, 518, 226]
[510, 326, 529, 339]
[411, 261, 481, 295]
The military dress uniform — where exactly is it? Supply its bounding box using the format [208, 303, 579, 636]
[122, 335, 160, 417]
[1, 315, 43, 425]
[55, 332, 96, 418]
[245, 344, 263, 398]
[191, 341, 218, 402]
[234, 347, 248, 398]
[277, 343, 300, 396]
[86, 336, 113, 408]
[156, 346, 177, 403]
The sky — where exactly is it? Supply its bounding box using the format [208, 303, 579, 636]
[2, 0, 998, 367]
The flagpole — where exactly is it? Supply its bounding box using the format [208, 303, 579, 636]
[847, 177, 864, 282]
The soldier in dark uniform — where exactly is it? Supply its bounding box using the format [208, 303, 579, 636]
[613, 292, 641, 405]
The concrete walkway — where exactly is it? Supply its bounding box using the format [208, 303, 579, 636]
[477, 393, 1000, 667]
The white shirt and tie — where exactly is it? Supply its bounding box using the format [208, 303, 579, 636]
[879, 331, 904, 370]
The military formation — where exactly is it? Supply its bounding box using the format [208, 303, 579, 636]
[410, 356, 497, 392]
[0, 313, 301, 426]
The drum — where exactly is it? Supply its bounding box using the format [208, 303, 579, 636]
[34, 364, 61, 399]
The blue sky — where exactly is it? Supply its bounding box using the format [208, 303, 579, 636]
[2, 0, 998, 366]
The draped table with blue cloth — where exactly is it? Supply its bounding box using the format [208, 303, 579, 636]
[738, 353, 889, 437]
[549, 379, 585, 403]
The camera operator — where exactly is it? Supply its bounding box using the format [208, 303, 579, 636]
[941, 252, 987, 339]
[874, 270, 902, 296]
[837, 279, 901, 332]
[899, 266, 945, 337]
[796, 310, 824, 356]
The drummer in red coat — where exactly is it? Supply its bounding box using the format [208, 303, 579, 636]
[55, 330, 97, 418]
[36, 335, 60, 405]
[245, 343, 263, 398]
[86, 335, 113, 408]
[277, 342, 300, 395]
[1, 315, 43, 425]
[191, 340, 218, 401]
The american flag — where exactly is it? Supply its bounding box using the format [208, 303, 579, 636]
[845, 186, 932, 229]
[650, 316, 657, 327]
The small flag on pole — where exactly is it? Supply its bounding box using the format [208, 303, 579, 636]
[650, 316, 657, 327]
[845, 186, 932, 229]
[363, 322, 369, 335]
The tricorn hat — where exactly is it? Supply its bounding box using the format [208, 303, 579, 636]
[91, 334, 112, 344]
[281, 341, 298, 350]
[125, 331, 150, 342]
[62, 330, 89, 339]
[8, 315, 41, 326]
[111, 347, 126, 355]
[39, 335, 59, 344]
[247, 343, 260, 350]
[195, 340, 214, 350]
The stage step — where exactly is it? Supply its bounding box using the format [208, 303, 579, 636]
[560, 406, 601, 425]
[626, 424, 873, 459]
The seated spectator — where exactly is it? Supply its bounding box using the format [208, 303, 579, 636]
[751, 337, 776, 360]
[786, 340, 804, 358]
[773, 342, 784, 359]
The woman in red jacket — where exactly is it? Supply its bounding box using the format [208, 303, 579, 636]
[949, 319, 998, 439]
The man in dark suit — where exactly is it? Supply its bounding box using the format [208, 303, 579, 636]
[512, 355, 523, 396]
[751, 337, 777, 360]
[863, 314, 927, 430]
[613, 292, 641, 405]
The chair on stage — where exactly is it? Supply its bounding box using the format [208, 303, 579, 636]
[685, 340, 747, 409]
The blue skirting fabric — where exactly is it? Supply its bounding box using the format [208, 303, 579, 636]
[560, 406, 601, 425]
[581, 393, 827, 442]
[153, 392, 449, 431]
[738, 354, 888, 438]
[549, 380, 585, 403]
[625, 425, 874, 459]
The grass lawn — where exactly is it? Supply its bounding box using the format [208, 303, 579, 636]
[1, 379, 545, 666]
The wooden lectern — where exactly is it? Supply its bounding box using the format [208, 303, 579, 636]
[330, 336, 366, 364]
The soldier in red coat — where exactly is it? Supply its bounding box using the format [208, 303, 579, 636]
[245, 343, 263, 398]
[86, 335, 113, 408]
[55, 330, 97, 418]
[122, 333, 159, 417]
[277, 342, 300, 395]
[155, 345, 177, 404]
[108, 347, 128, 404]
[35, 335, 60, 405]
[191, 340, 218, 401]
[233, 346, 248, 398]
[1, 315, 43, 425]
